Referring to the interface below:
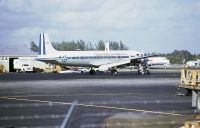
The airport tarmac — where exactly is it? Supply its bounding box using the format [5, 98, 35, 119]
[0, 70, 196, 128]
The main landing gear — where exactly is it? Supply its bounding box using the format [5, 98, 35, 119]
[89, 68, 96, 75]
[138, 64, 150, 75]
[110, 67, 118, 75]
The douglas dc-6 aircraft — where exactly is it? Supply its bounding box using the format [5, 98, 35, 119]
[36, 33, 151, 75]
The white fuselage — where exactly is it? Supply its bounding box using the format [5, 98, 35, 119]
[147, 57, 170, 66]
[37, 50, 142, 67]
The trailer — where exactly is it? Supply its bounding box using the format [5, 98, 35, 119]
[178, 68, 200, 110]
[13, 59, 33, 72]
[13, 58, 50, 73]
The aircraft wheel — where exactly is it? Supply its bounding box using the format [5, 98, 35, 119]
[196, 93, 200, 110]
[89, 70, 96, 75]
[104, 70, 108, 74]
[111, 69, 118, 75]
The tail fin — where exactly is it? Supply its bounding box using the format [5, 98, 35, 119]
[105, 41, 110, 51]
[39, 33, 57, 55]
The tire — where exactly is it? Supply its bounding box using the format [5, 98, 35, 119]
[89, 70, 96, 75]
[196, 93, 200, 110]
[111, 70, 118, 75]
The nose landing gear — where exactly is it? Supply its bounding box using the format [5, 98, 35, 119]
[138, 64, 150, 75]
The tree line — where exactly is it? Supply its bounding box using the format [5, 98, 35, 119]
[30, 41, 200, 64]
[30, 40, 129, 52]
[160, 50, 200, 64]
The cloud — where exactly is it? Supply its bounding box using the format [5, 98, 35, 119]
[0, 0, 200, 53]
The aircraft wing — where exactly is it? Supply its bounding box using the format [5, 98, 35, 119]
[96, 59, 131, 71]
[94, 54, 157, 71]
[35, 57, 60, 64]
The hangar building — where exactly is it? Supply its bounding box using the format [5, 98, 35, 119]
[0, 45, 49, 72]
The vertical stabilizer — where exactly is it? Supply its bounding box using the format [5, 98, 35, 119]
[105, 41, 110, 51]
[39, 33, 57, 55]
[39, 33, 45, 55]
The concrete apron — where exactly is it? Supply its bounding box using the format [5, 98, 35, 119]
[103, 113, 193, 128]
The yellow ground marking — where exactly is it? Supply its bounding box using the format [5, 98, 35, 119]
[0, 96, 189, 117]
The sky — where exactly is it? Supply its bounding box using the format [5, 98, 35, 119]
[0, 0, 200, 54]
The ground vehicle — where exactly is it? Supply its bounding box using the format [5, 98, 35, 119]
[0, 64, 6, 73]
[13, 59, 33, 72]
[178, 68, 200, 110]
